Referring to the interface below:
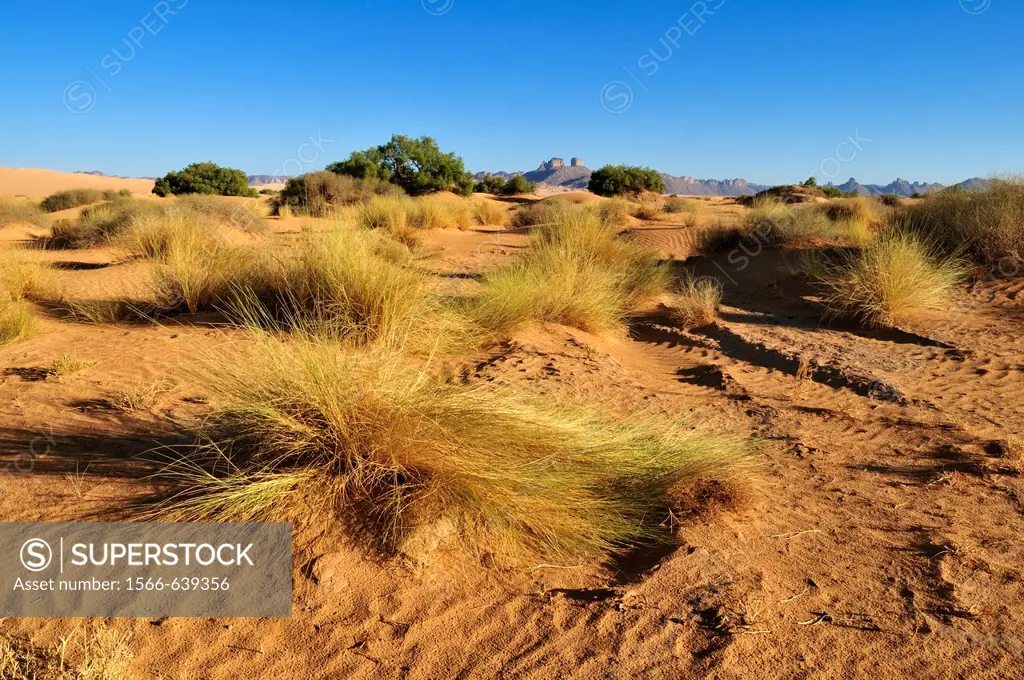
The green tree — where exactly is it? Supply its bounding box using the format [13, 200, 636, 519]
[328, 135, 474, 196]
[152, 162, 257, 198]
[802, 176, 818, 187]
[475, 175, 508, 194]
[588, 165, 666, 197]
[502, 175, 536, 196]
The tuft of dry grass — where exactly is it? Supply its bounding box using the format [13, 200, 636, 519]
[0, 200, 50, 229]
[117, 206, 214, 261]
[473, 208, 669, 333]
[0, 623, 132, 680]
[0, 300, 35, 348]
[110, 380, 173, 412]
[145, 329, 749, 565]
[509, 198, 576, 228]
[410, 196, 473, 231]
[473, 199, 507, 227]
[823, 231, 966, 328]
[598, 198, 633, 228]
[664, 197, 698, 214]
[671, 275, 723, 328]
[358, 195, 421, 246]
[631, 199, 664, 221]
[50, 353, 95, 379]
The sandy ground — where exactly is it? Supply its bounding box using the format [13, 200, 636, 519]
[1, 178, 1024, 678]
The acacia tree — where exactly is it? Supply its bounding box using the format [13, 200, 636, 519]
[327, 135, 474, 196]
[588, 165, 666, 197]
[152, 162, 257, 198]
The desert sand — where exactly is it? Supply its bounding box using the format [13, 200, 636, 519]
[1, 171, 1023, 678]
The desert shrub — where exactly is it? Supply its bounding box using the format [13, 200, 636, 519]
[671, 275, 723, 328]
[149, 330, 748, 564]
[174, 194, 267, 233]
[473, 199, 507, 226]
[50, 199, 165, 248]
[589, 165, 666, 197]
[119, 206, 216, 261]
[153, 240, 264, 315]
[743, 206, 840, 246]
[823, 232, 966, 328]
[900, 180, 1024, 267]
[153, 162, 257, 198]
[820, 197, 878, 224]
[274, 172, 401, 217]
[259, 188, 279, 195]
[598, 198, 632, 228]
[878, 194, 902, 208]
[328, 135, 475, 197]
[664, 197, 698, 214]
[474, 209, 669, 333]
[0, 200, 49, 229]
[39, 188, 103, 212]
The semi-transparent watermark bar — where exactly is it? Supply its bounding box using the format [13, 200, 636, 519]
[0, 522, 291, 617]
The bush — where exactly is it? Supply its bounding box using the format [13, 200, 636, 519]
[823, 232, 966, 328]
[502, 175, 536, 196]
[0, 200, 49, 229]
[273, 172, 401, 217]
[878, 194, 902, 208]
[821, 185, 858, 199]
[328, 135, 475, 197]
[474, 207, 669, 333]
[39, 188, 133, 212]
[153, 162, 258, 198]
[474, 175, 507, 194]
[671, 275, 723, 328]
[151, 329, 748, 564]
[900, 180, 1024, 267]
[631, 198, 664, 221]
[589, 165, 667, 197]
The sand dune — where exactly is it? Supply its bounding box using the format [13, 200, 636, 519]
[0, 167, 155, 198]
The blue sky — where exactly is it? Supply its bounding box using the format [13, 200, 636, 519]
[0, 0, 1020, 185]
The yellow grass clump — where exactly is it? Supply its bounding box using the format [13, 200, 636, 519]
[0, 623, 132, 679]
[0, 199, 51, 229]
[473, 207, 670, 333]
[473, 199, 507, 226]
[146, 328, 749, 564]
[410, 196, 473, 230]
[823, 231, 966, 328]
[671, 275, 723, 328]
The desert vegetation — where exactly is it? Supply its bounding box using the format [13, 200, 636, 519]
[153, 162, 258, 198]
[0, 199, 50, 229]
[272, 171, 402, 217]
[822, 231, 966, 328]
[671, 275, 723, 328]
[328, 134, 475, 197]
[39, 188, 132, 212]
[474, 174, 536, 196]
[589, 164, 667, 197]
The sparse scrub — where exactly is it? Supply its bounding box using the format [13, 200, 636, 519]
[631, 199, 664, 221]
[153, 240, 264, 314]
[900, 180, 1024, 267]
[878, 194, 902, 207]
[118, 206, 214, 261]
[0, 200, 50, 229]
[274, 172, 402, 217]
[509, 198, 577, 228]
[40, 188, 103, 212]
[111, 380, 173, 412]
[150, 330, 748, 564]
[589, 165, 667, 197]
[0, 300, 34, 347]
[823, 231, 966, 328]
[671, 275, 723, 328]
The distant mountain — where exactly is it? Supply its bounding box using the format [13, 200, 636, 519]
[75, 170, 109, 176]
[833, 177, 989, 197]
[248, 175, 289, 186]
[473, 171, 518, 181]
[523, 160, 592, 191]
[661, 176, 768, 197]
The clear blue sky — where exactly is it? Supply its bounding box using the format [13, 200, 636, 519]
[1, 0, 1021, 185]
